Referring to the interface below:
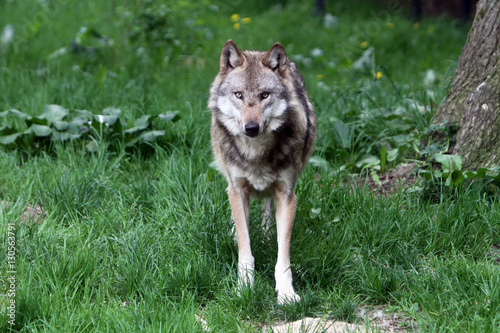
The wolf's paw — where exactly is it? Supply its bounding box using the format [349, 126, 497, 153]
[237, 259, 255, 294]
[276, 289, 301, 305]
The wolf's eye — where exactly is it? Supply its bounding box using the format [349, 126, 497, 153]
[234, 92, 243, 99]
[261, 92, 270, 99]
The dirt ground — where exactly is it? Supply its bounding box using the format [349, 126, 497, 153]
[344, 163, 418, 196]
[266, 305, 417, 332]
[1, 200, 47, 224]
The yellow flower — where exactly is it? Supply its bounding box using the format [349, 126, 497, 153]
[386, 22, 394, 29]
[316, 74, 324, 80]
[413, 22, 420, 30]
[233, 22, 241, 30]
[360, 41, 369, 49]
[231, 14, 240, 22]
[242, 17, 251, 24]
[374, 71, 383, 80]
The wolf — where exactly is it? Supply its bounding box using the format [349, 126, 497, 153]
[208, 40, 316, 304]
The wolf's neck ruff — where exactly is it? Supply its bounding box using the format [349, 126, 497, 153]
[208, 40, 316, 304]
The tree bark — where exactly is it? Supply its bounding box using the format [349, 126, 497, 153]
[434, 0, 500, 169]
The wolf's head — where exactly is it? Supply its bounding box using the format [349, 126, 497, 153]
[210, 40, 292, 138]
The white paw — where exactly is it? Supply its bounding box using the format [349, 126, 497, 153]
[236, 273, 254, 297]
[276, 289, 301, 305]
[238, 259, 255, 291]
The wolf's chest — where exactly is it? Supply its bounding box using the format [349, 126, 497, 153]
[228, 161, 276, 193]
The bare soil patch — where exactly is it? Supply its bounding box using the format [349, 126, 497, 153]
[1, 200, 47, 224]
[344, 163, 418, 196]
[266, 306, 417, 332]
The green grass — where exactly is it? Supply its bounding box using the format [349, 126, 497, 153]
[1, 0, 500, 332]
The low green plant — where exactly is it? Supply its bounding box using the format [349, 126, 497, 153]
[116, 0, 216, 64]
[419, 154, 500, 188]
[0, 105, 179, 154]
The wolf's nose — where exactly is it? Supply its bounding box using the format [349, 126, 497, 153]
[244, 122, 260, 137]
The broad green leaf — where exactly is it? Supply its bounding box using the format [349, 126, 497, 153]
[135, 115, 151, 127]
[124, 126, 142, 134]
[125, 115, 150, 134]
[340, 162, 356, 172]
[356, 154, 380, 168]
[489, 166, 500, 173]
[392, 134, 411, 145]
[52, 131, 81, 141]
[464, 171, 477, 179]
[0, 109, 31, 119]
[332, 121, 351, 149]
[98, 107, 122, 125]
[451, 170, 465, 187]
[445, 172, 453, 187]
[487, 166, 500, 184]
[0, 125, 18, 135]
[406, 186, 423, 194]
[421, 143, 442, 156]
[68, 117, 90, 132]
[0, 133, 22, 145]
[29, 116, 49, 126]
[432, 154, 463, 173]
[387, 148, 399, 162]
[464, 168, 488, 179]
[126, 137, 140, 146]
[102, 107, 121, 116]
[25, 124, 52, 137]
[309, 156, 330, 173]
[74, 109, 94, 120]
[0, 109, 31, 131]
[139, 130, 165, 142]
[53, 120, 69, 131]
[475, 168, 488, 178]
[42, 105, 68, 123]
[158, 111, 180, 122]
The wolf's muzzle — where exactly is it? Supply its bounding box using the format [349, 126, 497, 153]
[244, 122, 260, 137]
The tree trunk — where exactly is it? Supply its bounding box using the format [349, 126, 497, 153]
[433, 0, 500, 169]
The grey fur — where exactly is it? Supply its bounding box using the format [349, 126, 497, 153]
[208, 40, 316, 304]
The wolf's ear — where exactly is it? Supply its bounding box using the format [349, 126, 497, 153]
[220, 40, 244, 72]
[263, 43, 288, 73]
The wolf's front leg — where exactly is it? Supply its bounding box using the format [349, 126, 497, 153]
[274, 189, 301, 305]
[261, 197, 274, 233]
[227, 186, 254, 290]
